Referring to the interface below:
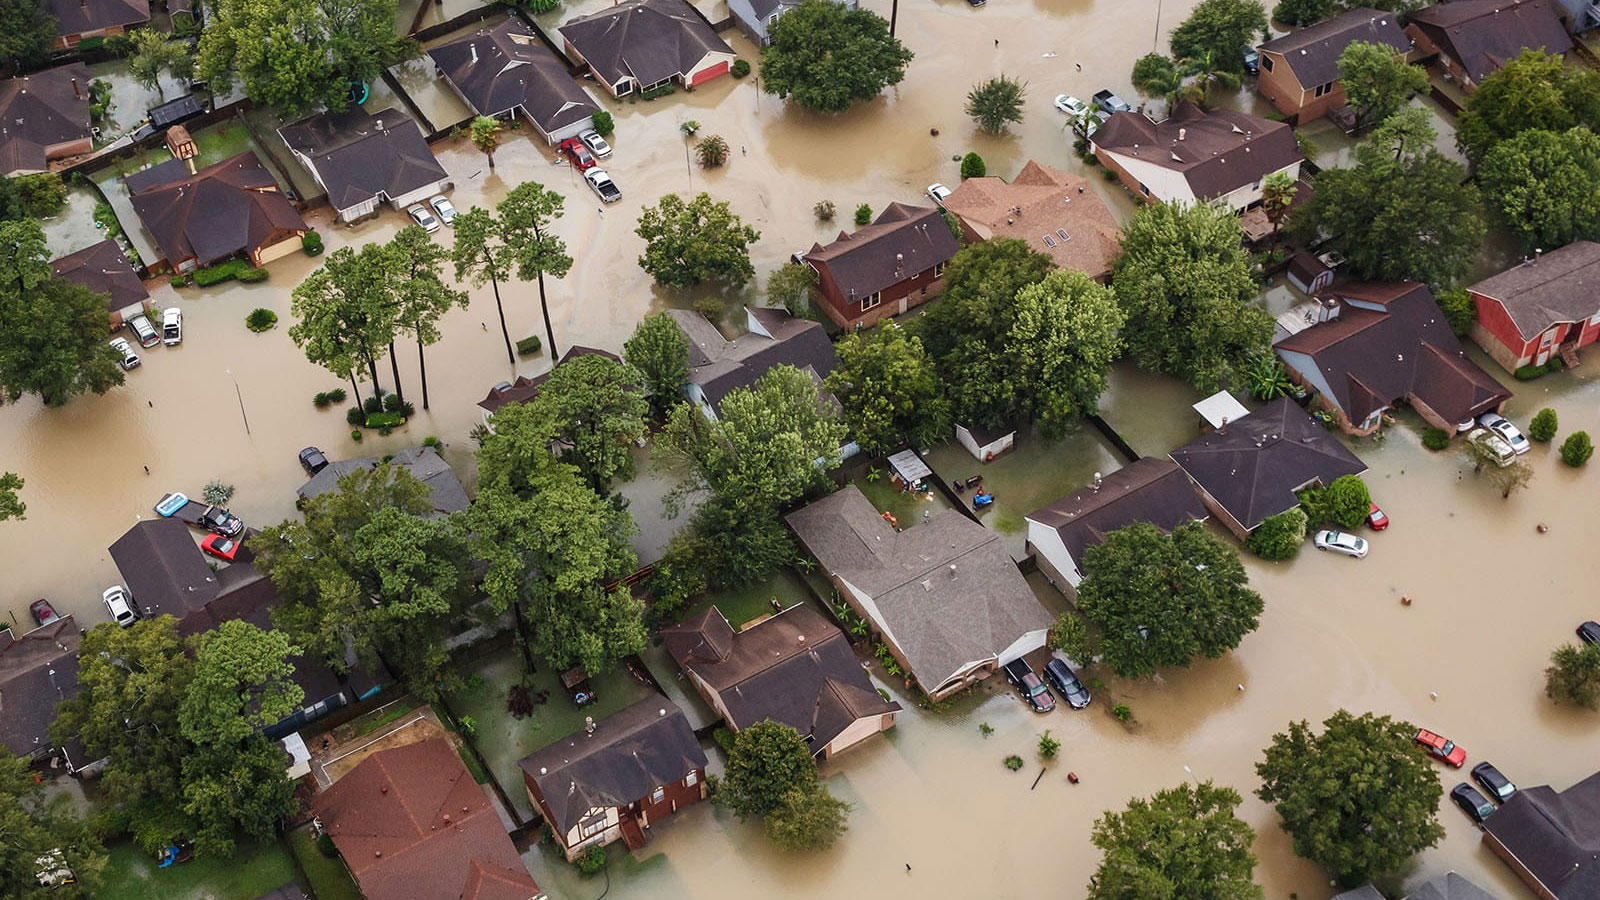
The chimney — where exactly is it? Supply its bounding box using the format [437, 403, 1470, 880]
[1219, 416, 1228, 434]
[71, 78, 82, 101]
[470, 43, 478, 65]
[584, 716, 596, 735]
[948, 563, 957, 577]
[1177, 127, 1186, 141]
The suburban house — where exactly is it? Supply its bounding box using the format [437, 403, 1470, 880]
[1168, 396, 1367, 539]
[314, 738, 546, 900]
[1091, 101, 1303, 212]
[50, 0, 148, 51]
[126, 152, 309, 273]
[430, 19, 600, 145]
[661, 604, 900, 758]
[1467, 242, 1600, 373]
[1026, 459, 1209, 589]
[279, 107, 450, 224]
[1403, 873, 1501, 900]
[0, 616, 82, 768]
[728, 0, 856, 44]
[108, 517, 220, 620]
[297, 445, 470, 518]
[940, 160, 1121, 281]
[1273, 282, 1510, 435]
[51, 239, 150, 330]
[667, 306, 840, 420]
[519, 696, 708, 859]
[477, 346, 621, 427]
[1405, 0, 1572, 92]
[1255, 8, 1412, 122]
[0, 64, 93, 176]
[800, 202, 961, 328]
[786, 486, 1052, 701]
[1553, 0, 1600, 32]
[1481, 770, 1600, 899]
[559, 0, 735, 99]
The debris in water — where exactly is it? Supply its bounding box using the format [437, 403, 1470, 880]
[1402, 596, 1412, 606]
[1042, 52, 1057, 58]
[1430, 692, 1438, 700]
[1537, 523, 1549, 533]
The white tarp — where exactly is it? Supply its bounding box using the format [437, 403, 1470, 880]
[1193, 391, 1250, 429]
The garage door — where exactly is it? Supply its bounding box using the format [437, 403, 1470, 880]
[690, 60, 729, 85]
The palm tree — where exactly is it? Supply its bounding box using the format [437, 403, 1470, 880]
[1260, 171, 1298, 252]
[470, 116, 502, 171]
[1174, 51, 1242, 108]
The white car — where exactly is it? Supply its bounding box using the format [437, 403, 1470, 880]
[1313, 530, 1368, 558]
[103, 585, 138, 627]
[584, 167, 621, 203]
[162, 307, 182, 346]
[1478, 412, 1529, 454]
[579, 129, 612, 158]
[109, 336, 140, 370]
[927, 183, 952, 205]
[428, 195, 457, 226]
[1466, 428, 1516, 467]
[1054, 94, 1090, 118]
[406, 203, 440, 233]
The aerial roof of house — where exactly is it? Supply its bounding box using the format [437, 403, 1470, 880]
[108, 517, 220, 618]
[0, 617, 79, 759]
[519, 696, 707, 837]
[1093, 101, 1302, 201]
[1168, 396, 1367, 532]
[477, 346, 621, 415]
[0, 63, 91, 174]
[279, 107, 448, 212]
[430, 20, 598, 136]
[50, 0, 148, 38]
[314, 738, 544, 900]
[1407, 0, 1571, 84]
[1482, 770, 1600, 898]
[560, 0, 732, 88]
[940, 161, 1121, 279]
[802, 202, 962, 300]
[1274, 281, 1510, 427]
[1404, 872, 1501, 900]
[51, 239, 149, 313]
[1026, 458, 1208, 564]
[127, 153, 307, 267]
[661, 604, 900, 754]
[1330, 888, 1386, 900]
[667, 307, 840, 412]
[1257, 7, 1410, 89]
[786, 486, 1050, 692]
[297, 446, 469, 517]
[1468, 241, 1600, 340]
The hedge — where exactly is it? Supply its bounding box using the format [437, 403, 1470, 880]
[365, 411, 406, 429]
[196, 259, 266, 286]
[516, 335, 542, 356]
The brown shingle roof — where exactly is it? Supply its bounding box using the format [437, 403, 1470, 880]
[1092, 102, 1303, 202]
[667, 307, 840, 413]
[50, 0, 148, 39]
[0, 63, 91, 175]
[1408, 0, 1571, 84]
[127, 152, 307, 268]
[560, 0, 731, 88]
[430, 20, 598, 136]
[803, 202, 961, 299]
[476, 346, 621, 414]
[0, 617, 80, 758]
[1026, 459, 1208, 567]
[51, 239, 148, 313]
[940, 161, 1120, 279]
[1482, 771, 1600, 899]
[1468, 241, 1600, 341]
[108, 517, 220, 619]
[278, 108, 448, 216]
[1257, 7, 1410, 90]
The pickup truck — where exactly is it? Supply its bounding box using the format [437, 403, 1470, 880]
[1092, 89, 1133, 117]
[1001, 658, 1055, 713]
[585, 167, 621, 203]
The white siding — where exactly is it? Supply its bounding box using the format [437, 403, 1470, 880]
[1026, 519, 1083, 587]
[1100, 151, 1196, 205]
[998, 628, 1048, 666]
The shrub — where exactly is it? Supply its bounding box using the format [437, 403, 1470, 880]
[813, 200, 836, 221]
[575, 844, 607, 876]
[1422, 427, 1451, 451]
[346, 406, 366, 426]
[365, 411, 406, 429]
[695, 134, 730, 168]
[854, 203, 872, 226]
[422, 434, 440, 448]
[591, 110, 614, 136]
[1561, 431, 1593, 467]
[1530, 408, 1558, 443]
[302, 231, 324, 256]
[202, 481, 234, 505]
[1514, 358, 1564, 380]
[1003, 755, 1024, 771]
[515, 334, 542, 356]
[325, 387, 347, 404]
[245, 308, 277, 332]
[1545, 642, 1600, 708]
[693, 296, 722, 320]
[960, 152, 986, 179]
[15, 173, 67, 218]
[1111, 703, 1132, 722]
[641, 84, 676, 100]
[1247, 508, 1308, 560]
[316, 832, 337, 857]
[731, 58, 751, 79]
[313, 392, 334, 408]
[363, 395, 385, 414]
[382, 393, 415, 417]
[713, 727, 736, 753]
[1435, 287, 1475, 336]
[1038, 730, 1061, 759]
[237, 266, 268, 283]
[350, 429, 363, 441]
[170, 275, 190, 287]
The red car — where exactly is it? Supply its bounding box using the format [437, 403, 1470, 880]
[1367, 502, 1389, 530]
[29, 599, 60, 626]
[1415, 729, 1466, 767]
[201, 534, 241, 561]
[558, 138, 597, 171]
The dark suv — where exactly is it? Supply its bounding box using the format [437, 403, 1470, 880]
[1002, 658, 1055, 713]
[1043, 659, 1092, 709]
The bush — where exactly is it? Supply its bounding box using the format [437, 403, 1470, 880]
[382, 393, 415, 417]
[575, 844, 607, 876]
[346, 406, 366, 426]
[591, 110, 614, 136]
[237, 266, 268, 283]
[301, 231, 324, 256]
[169, 274, 191, 287]
[350, 429, 363, 441]
[1003, 755, 1024, 771]
[641, 84, 676, 100]
[16, 173, 67, 218]
[325, 387, 347, 405]
[1299, 475, 1369, 529]
[1422, 427, 1451, 451]
[365, 411, 406, 429]
[1514, 357, 1564, 380]
[693, 296, 722, 320]
[313, 392, 334, 408]
[1530, 408, 1558, 443]
[1038, 730, 1061, 759]
[422, 434, 441, 448]
[854, 203, 872, 226]
[1435, 287, 1475, 337]
[960, 152, 986, 179]
[515, 334, 542, 356]
[713, 726, 736, 753]
[245, 308, 277, 332]
[1247, 508, 1308, 560]
[731, 58, 751, 78]
[813, 200, 836, 221]
[1545, 642, 1600, 708]
[1561, 431, 1593, 467]
[363, 395, 385, 414]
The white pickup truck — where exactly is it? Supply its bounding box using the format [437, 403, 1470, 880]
[584, 167, 621, 203]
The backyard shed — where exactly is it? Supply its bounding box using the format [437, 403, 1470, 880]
[887, 449, 932, 490]
[956, 422, 1015, 461]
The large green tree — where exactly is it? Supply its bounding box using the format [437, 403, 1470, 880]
[1169, 0, 1268, 73]
[481, 354, 649, 493]
[1088, 781, 1263, 900]
[1256, 710, 1445, 886]
[1111, 202, 1270, 391]
[389, 224, 469, 410]
[0, 471, 21, 520]
[1337, 40, 1428, 133]
[1456, 49, 1600, 166]
[1271, 0, 1335, 26]
[826, 320, 951, 455]
[0, 0, 56, 73]
[0, 749, 107, 899]
[966, 74, 1026, 134]
[1479, 127, 1600, 251]
[499, 181, 574, 361]
[915, 238, 1054, 361]
[1076, 522, 1264, 678]
[720, 720, 848, 849]
[1545, 641, 1600, 709]
[289, 244, 397, 408]
[128, 28, 194, 100]
[759, 0, 913, 112]
[624, 311, 691, 418]
[635, 192, 760, 289]
[0, 220, 123, 406]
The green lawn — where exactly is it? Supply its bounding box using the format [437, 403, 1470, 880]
[287, 826, 361, 900]
[100, 839, 299, 900]
[686, 568, 816, 630]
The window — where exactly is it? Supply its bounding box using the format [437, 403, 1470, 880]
[651, 786, 665, 804]
[860, 292, 882, 311]
[1042, 234, 1056, 248]
[933, 262, 945, 278]
[579, 815, 607, 839]
[1138, 183, 1150, 196]
[1055, 228, 1070, 242]
[1313, 81, 1334, 97]
[685, 770, 698, 787]
[1542, 329, 1559, 347]
[1261, 56, 1273, 72]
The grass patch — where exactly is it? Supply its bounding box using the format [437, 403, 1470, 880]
[689, 568, 815, 631]
[190, 123, 258, 169]
[348, 698, 419, 739]
[457, 745, 490, 784]
[100, 839, 297, 900]
[287, 826, 360, 900]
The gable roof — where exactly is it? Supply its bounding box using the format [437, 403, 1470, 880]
[1168, 396, 1367, 532]
[940, 161, 1121, 279]
[803, 202, 961, 299]
[50, 0, 148, 38]
[560, 0, 731, 88]
[667, 307, 840, 412]
[296, 446, 469, 517]
[108, 517, 220, 618]
[1092, 102, 1303, 201]
[661, 605, 899, 755]
[477, 346, 621, 414]
[279, 108, 448, 215]
[1408, 0, 1571, 84]
[430, 20, 598, 135]
[0, 63, 91, 175]
[1468, 241, 1600, 340]
[1482, 771, 1600, 898]
[786, 486, 1050, 693]
[51, 239, 149, 313]
[1026, 458, 1208, 565]
[127, 152, 307, 267]
[314, 738, 543, 900]
[0, 617, 80, 758]
[1404, 872, 1501, 900]
[1258, 8, 1410, 89]
[519, 696, 707, 836]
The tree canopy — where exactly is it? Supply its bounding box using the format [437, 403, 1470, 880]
[1337, 40, 1428, 133]
[719, 721, 850, 850]
[1131, 54, 1181, 100]
[290, 243, 398, 408]
[0, 219, 124, 406]
[624, 311, 691, 417]
[1545, 641, 1600, 708]
[826, 321, 951, 455]
[916, 238, 1054, 361]
[1456, 49, 1600, 167]
[1088, 781, 1263, 900]
[635, 192, 760, 289]
[1169, 0, 1268, 72]
[0, 0, 56, 73]
[759, 1, 913, 112]
[481, 355, 649, 493]
[966, 75, 1027, 134]
[1479, 127, 1600, 251]
[1, 748, 107, 899]
[388, 223, 469, 410]
[0, 471, 21, 520]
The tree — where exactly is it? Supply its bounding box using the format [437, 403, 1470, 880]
[1131, 53, 1180, 101]
[1049, 612, 1092, 662]
[1088, 782, 1263, 900]
[1169, 0, 1268, 73]
[1461, 441, 1534, 497]
[1242, 352, 1292, 401]
[1256, 710, 1445, 886]
[1529, 407, 1558, 443]
[917, 238, 1053, 360]
[0, 749, 107, 899]
[759, 1, 912, 112]
[1298, 474, 1368, 530]
[513, 354, 649, 492]
[1435, 287, 1476, 336]
[695, 134, 730, 168]
[635, 192, 760, 289]
[1272, 0, 1335, 26]
[389, 224, 469, 410]
[1457, 50, 1600, 166]
[766, 262, 819, 319]
[966, 74, 1026, 134]
[985, 269, 1124, 436]
[624, 311, 690, 418]
[766, 785, 850, 851]
[289, 244, 396, 408]
[853, 202, 872, 226]
[1174, 50, 1243, 108]
[181, 738, 299, 857]
[470, 115, 501, 170]
[1293, 108, 1483, 287]
[1246, 507, 1307, 560]
[1259, 171, 1297, 252]
[0, 219, 124, 406]
[1562, 431, 1593, 467]
[1111, 201, 1271, 390]
[197, 0, 413, 118]
[1076, 522, 1263, 678]
[0, 0, 56, 74]
[826, 321, 950, 455]
[960, 151, 986, 178]
[720, 720, 820, 817]
[128, 28, 194, 100]
[499, 181, 574, 361]
[1479, 127, 1600, 251]
[452, 206, 517, 364]
[1337, 40, 1427, 132]
[0, 471, 21, 520]
[1545, 642, 1600, 709]
[591, 110, 614, 136]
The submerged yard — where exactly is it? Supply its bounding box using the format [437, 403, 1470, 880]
[99, 839, 300, 900]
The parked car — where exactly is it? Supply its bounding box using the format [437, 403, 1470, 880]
[127, 314, 160, 348]
[161, 307, 182, 346]
[584, 167, 621, 203]
[579, 128, 612, 158]
[109, 337, 140, 370]
[1242, 46, 1260, 75]
[1457, 415, 1476, 433]
[406, 204, 440, 233]
[1472, 762, 1516, 803]
[1313, 530, 1368, 558]
[1579, 621, 1600, 645]
[927, 183, 952, 205]
[1466, 428, 1516, 467]
[200, 505, 243, 537]
[428, 195, 457, 225]
[1043, 658, 1092, 709]
[966, 0, 985, 7]
[29, 599, 60, 626]
[1367, 502, 1389, 531]
[1002, 658, 1056, 713]
[1478, 412, 1530, 455]
[1091, 89, 1132, 116]
[154, 492, 190, 517]
[558, 137, 597, 171]
[1054, 94, 1091, 118]
[298, 446, 330, 475]
[1415, 728, 1466, 767]
[103, 585, 138, 627]
[1450, 783, 1496, 823]
[201, 534, 240, 561]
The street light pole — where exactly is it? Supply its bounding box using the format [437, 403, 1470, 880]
[224, 369, 250, 436]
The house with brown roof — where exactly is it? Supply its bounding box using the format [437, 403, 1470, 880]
[1091, 101, 1303, 212]
[1169, 396, 1367, 539]
[1467, 242, 1600, 373]
[0, 64, 92, 176]
[1481, 770, 1600, 899]
[1406, 0, 1572, 92]
[1256, 8, 1413, 122]
[801, 202, 961, 328]
[51, 239, 150, 330]
[941, 161, 1121, 282]
[477, 346, 621, 426]
[108, 517, 220, 620]
[519, 696, 707, 859]
[0, 617, 81, 767]
[313, 738, 545, 900]
[1025, 459, 1208, 589]
[1273, 282, 1510, 435]
[126, 152, 308, 273]
[279, 107, 451, 224]
[50, 0, 148, 51]
[431, 19, 601, 145]
[667, 306, 840, 420]
[559, 0, 735, 98]
[662, 604, 900, 758]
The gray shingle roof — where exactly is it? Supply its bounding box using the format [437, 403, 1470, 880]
[0, 617, 80, 758]
[1482, 771, 1600, 899]
[430, 20, 598, 137]
[296, 446, 469, 517]
[1258, 8, 1410, 90]
[278, 108, 448, 215]
[51, 239, 148, 313]
[108, 517, 221, 618]
[560, 0, 731, 88]
[0, 63, 91, 175]
[803, 202, 961, 300]
[1404, 872, 1501, 900]
[1408, 0, 1571, 84]
[1092, 102, 1302, 202]
[667, 307, 840, 413]
[1468, 241, 1600, 341]
[1026, 459, 1208, 567]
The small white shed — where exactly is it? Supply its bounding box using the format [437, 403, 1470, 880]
[956, 422, 1015, 462]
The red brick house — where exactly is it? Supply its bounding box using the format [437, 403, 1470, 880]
[1255, 8, 1412, 123]
[1405, 0, 1571, 92]
[559, 0, 734, 98]
[1467, 242, 1600, 373]
[801, 202, 961, 328]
